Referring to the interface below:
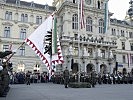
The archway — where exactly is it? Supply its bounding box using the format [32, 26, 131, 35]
[100, 64, 107, 75]
[122, 68, 127, 75]
[86, 63, 94, 73]
[72, 63, 78, 74]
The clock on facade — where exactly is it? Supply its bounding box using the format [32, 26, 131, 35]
[85, 0, 91, 5]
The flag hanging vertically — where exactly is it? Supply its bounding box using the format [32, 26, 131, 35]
[52, 17, 57, 54]
[80, 0, 85, 29]
[25, 14, 64, 71]
[104, 0, 109, 34]
[127, 53, 131, 68]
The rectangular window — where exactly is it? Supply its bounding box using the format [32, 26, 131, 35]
[21, 14, 28, 22]
[122, 42, 125, 50]
[36, 16, 42, 24]
[5, 11, 12, 20]
[9, 12, 12, 20]
[74, 47, 78, 56]
[101, 50, 105, 58]
[121, 30, 125, 37]
[20, 28, 26, 39]
[131, 55, 133, 64]
[129, 32, 133, 38]
[88, 48, 93, 57]
[130, 43, 133, 51]
[4, 27, 10, 38]
[19, 46, 25, 56]
[3, 45, 9, 51]
[74, 34, 78, 40]
[123, 55, 126, 63]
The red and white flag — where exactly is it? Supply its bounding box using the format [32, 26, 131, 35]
[25, 14, 64, 72]
[80, 0, 85, 29]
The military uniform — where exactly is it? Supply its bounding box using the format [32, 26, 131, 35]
[63, 67, 70, 88]
[91, 71, 96, 88]
[0, 51, 12, 97]
[26, 71, 31, 85]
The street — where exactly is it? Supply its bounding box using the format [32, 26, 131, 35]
[1, 83, 133, 100]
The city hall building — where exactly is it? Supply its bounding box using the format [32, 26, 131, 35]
[0, 0, 133, 75]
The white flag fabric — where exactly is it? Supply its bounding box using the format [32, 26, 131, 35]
[25, 15, 64, 71]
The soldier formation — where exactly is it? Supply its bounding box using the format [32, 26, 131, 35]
[51, 69, 133, 88]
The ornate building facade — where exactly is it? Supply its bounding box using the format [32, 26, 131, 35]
[0, 0, 133, 75]
[53, 0, 133, 75]
[0, 0, 55, 73]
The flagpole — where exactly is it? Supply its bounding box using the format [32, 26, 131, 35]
[78, 0, 80, 83]
[6, 42, 25, 63]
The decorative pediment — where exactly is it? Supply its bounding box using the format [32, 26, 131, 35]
[33, 25, 38, 29]
[18, 24, 29, 28]
[111, 36, 117, 40]
[2, 22, 13, 26]
[120, 37, 127, 41]
[129, 39, 133, 42]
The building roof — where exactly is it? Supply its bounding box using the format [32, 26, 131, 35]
[5, 0, 56, 11]
[110, 18, 132, 27]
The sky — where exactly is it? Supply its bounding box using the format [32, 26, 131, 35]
[21, 0, 130, 20]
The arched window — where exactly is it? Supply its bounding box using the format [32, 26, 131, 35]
[97, 0, 100, 9]
[86, 17, 93, 32]
[36, 16, 42, 24]
[21, 14, 24, 22]
[25, 14, 28, 22]
[72, 14, 78, 30]
[5, 11, 12, 20]
[98, 19, 104, 33]
[5, 11, 9, 20]
[21, 14, 28, 22]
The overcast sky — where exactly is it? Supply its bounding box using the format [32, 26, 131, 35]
[21, 0, 130, 20]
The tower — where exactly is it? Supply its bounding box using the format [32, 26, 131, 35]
[125, 0, 133, 25]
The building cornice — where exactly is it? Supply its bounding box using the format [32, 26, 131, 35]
[2, 21, 13, 26]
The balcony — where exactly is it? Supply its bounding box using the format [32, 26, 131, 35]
[61, 36, 117, 48]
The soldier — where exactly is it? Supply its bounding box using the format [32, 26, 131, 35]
[0, 65, 4, 97]
[63, 67, 70, 88]
[0, 51, 12, 97]
[26, 71, 31, 85]
[0, 61, 10, 97]
[91, 70, 96, 88]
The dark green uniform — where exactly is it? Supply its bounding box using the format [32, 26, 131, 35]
[63, 67, 69, 88]
[0, 51, 12, 97]
[91, 71, 96, 88]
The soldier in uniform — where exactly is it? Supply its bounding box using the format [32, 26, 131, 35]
[0, 65, 4, 97]
[63, 67, 70, 88]
[91, 70, 96, 88]
[26, 71, 31, 85]
[0, 51, 12, 97]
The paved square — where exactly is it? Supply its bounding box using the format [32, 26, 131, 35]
[1, 83, 133, 100]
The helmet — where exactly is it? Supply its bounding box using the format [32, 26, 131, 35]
[0, 66, 3, 71]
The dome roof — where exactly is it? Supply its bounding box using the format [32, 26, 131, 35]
[128, 8, 133, 16]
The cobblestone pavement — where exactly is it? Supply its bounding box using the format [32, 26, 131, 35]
[1, 83, 133, 100]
